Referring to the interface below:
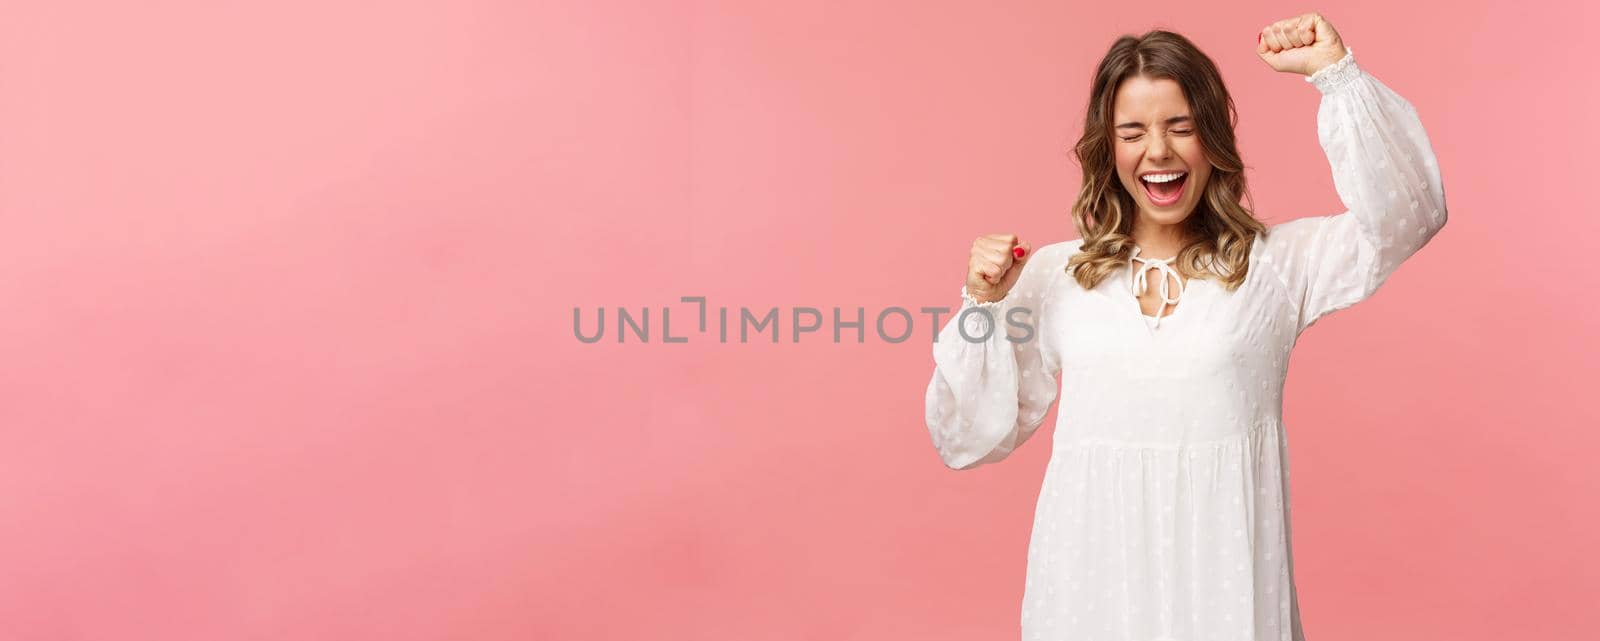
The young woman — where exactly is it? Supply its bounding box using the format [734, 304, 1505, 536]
[924, 13, 1447, 640]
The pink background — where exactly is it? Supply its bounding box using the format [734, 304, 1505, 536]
[2, 1, 1596, 639]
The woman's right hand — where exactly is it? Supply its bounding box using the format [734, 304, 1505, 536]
[965, 234, 1031, 304]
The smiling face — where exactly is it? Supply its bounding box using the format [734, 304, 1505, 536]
[1111, 75, 1212, 228]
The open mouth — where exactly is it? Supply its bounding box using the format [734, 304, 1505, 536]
[1140, 171, 1188, 207]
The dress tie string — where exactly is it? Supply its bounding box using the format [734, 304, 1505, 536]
[1129, 245, 1184, 330]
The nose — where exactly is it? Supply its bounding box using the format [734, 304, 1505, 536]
[1146, 132, 1172, 160]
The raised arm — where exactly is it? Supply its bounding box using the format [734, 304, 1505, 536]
[1255, 16, 1449, 333]
[924, 239, 1066, 470]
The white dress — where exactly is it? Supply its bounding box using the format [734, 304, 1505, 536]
[924, 49, 1446, 641]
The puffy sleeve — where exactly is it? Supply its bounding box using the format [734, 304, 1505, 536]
[1255, 47, 1449, 334]
[923, 243, 1064, 470]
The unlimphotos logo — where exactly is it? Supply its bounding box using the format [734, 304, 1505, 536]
[572, 296, 1037, 344]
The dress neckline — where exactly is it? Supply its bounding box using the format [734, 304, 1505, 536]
[1129, 245, 1187, 330]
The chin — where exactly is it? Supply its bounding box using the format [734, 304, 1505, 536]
[1137, 201, 1198, 225]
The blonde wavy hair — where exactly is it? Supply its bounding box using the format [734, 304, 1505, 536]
[1065, 30, 1265, 291]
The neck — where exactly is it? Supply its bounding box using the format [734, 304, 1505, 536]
[1130, 216, 1188, 259]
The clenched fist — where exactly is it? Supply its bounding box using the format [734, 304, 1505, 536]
[966, 234, 1031, 304]
[1256, 13, 1348, 77]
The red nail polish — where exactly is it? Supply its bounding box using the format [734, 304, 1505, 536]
[1257, 33, 1262, 43]
[1014, 247, 1026, 258]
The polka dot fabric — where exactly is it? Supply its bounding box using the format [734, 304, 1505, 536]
[924, 49, 1447, 641]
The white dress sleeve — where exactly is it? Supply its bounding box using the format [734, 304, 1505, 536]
[923, 246, 1063, 470]
[1256, 48, 1449, 334]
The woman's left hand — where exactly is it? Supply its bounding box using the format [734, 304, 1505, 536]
[1256, 13, 1348, 77]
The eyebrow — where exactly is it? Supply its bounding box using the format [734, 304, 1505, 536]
[1115, 115, 1193, 131]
